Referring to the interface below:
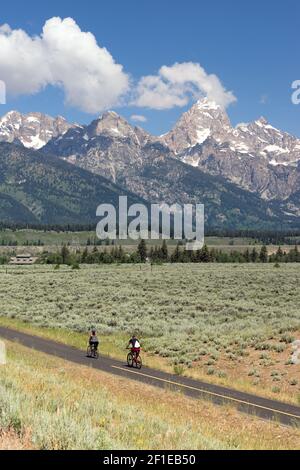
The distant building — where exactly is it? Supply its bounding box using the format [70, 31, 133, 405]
[9, 254, 37, 265]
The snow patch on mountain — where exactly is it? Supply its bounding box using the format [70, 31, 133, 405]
[0, 111, 75, 149]
[196, 128, 211, 144]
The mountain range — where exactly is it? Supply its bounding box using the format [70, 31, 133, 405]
[0, 99, 299, 229]
[160, 99, 300, 202]
[0, 142, 145, 225]
[0, 111, 74, 150]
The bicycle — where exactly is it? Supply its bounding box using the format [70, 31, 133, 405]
[87, 343, 99, 359]
[126, 348, 142, 369]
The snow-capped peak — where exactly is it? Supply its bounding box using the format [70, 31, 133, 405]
[195, 97, 221, 111]
[233, 117, 300, 164]
[0, 110, 74, 149]
[158, 97, 300, 165]
[160, 97, 231, 153]
[255, 116, 268, 127]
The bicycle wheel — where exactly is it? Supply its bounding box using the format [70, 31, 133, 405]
[127, 352, 134, 367]
[94, 350, 99, 359]
[136, 356, 142, 369]
[87, 346, 92, 357]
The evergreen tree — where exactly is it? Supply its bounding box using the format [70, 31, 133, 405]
[259, 245, 268, 263]
[275, 246, 283, 262]
[199, 244, 211, 263]
[137, 239, 147, 263]
[152, 246, 159, 262]
[250, 247, 259, 263]
[171, 243, 181, 263]
[81, 247, 88, 263]
[287, 245, 300, 262]
[160, 240, 168, 261]
[244, 248, 251, 263]
[181, 248, 191, 263]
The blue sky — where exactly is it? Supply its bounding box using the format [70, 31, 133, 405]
[0, 0, 299, 137]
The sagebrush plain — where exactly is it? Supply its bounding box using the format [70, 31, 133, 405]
[0, 263, 299, 402]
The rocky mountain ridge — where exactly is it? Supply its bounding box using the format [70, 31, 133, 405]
[0, 110, 75, 149]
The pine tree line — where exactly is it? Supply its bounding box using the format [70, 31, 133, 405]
[37, 241, 300, 266]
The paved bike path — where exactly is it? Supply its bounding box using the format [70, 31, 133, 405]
[1, 326, 300, 427]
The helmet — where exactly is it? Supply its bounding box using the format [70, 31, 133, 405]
[92, 329, 96, 334]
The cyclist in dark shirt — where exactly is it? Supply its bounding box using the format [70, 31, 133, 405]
[89, 329, 99, 351]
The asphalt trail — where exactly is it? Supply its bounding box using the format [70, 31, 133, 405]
[1, 326, 299, 427]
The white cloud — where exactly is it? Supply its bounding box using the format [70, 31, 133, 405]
[0, 20, 237, 114]
[133, 62, 236, 110]
[0, 17, 130, 113]
[130, 114, 147, 123]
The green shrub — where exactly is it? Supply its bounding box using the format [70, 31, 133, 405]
[217, 371, 227, 379]
[173, 365, 185, 376]
[290, 379, 298, 386]
[71, 263, 80, 270]
[273, 344, 285, 353]
[280, 334, 294, 344]
[270, 371, 280, 377]
[272, 376, 281, 382]
[205, 359, 215, 366]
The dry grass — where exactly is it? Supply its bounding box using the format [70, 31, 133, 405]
[0, 341, 299, 450]
[0, 430, 34, 450]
